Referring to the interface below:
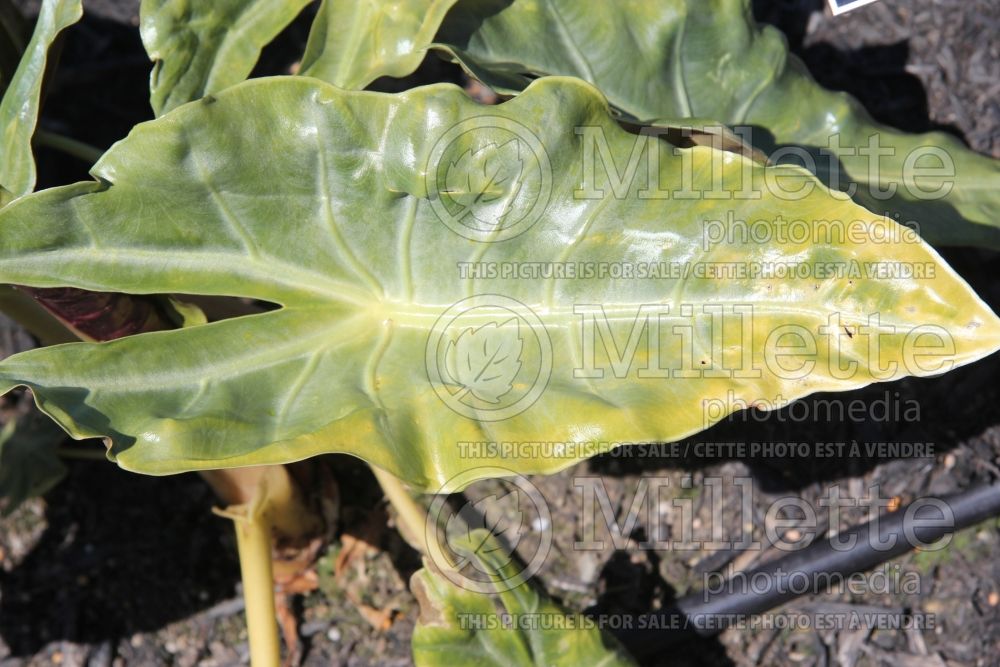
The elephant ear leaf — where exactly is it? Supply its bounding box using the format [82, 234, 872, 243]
[300, 0, 460, 89]
[139, 0, 312, 115]
[433, 0, 1000, 248]
[0, 76, 996, 491]
[0, 0, 82, 204]
[410, 529, 636, 666]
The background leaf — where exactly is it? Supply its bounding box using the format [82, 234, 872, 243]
[0, 0, 82, 201]
[0, 77, 995, 491]
[432, 0, 1000, 247]
[0, 405, 68, 515]
[410, 529, 636, 666]
[140, 0, 312, 115]
[300, 0, 459, 89]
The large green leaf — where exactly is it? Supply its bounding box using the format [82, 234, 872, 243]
[0, 76, 996, 490]
[140, 0, 313, 115]
[411, 529, 635, 666]
[0, 0, 81, 203]
[300, 0, 460, 89]
[432, 0, 1000, 247]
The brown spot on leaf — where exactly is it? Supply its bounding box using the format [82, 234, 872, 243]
[410, 572, 447, 627]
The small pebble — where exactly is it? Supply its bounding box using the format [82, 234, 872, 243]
[327, 626, 342, 642]
[531, 516, 550, 532]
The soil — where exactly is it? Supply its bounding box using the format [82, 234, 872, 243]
[2, 0, 1000, 666]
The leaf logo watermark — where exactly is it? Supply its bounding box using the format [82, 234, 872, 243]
[444, 139, 525, 230]
[426, 116, 552, 242]
[426, 295, 552, 421]
[445, 491, 525, 570]
[426, 467, 552, 594]
[444, 319, 523, 404]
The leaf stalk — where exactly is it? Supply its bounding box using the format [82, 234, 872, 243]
[229, 499, 281, 667]
[33, 129, 103, 164]
[209, 465, 321, 667]
[370, 464, 454, 569]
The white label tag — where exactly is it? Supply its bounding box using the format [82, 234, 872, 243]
[828, 0, 883, 15]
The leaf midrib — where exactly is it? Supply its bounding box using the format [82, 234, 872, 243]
[0, 238, 935, 330]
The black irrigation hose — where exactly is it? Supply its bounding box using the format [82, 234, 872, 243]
[616, 481, 1000, 656]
